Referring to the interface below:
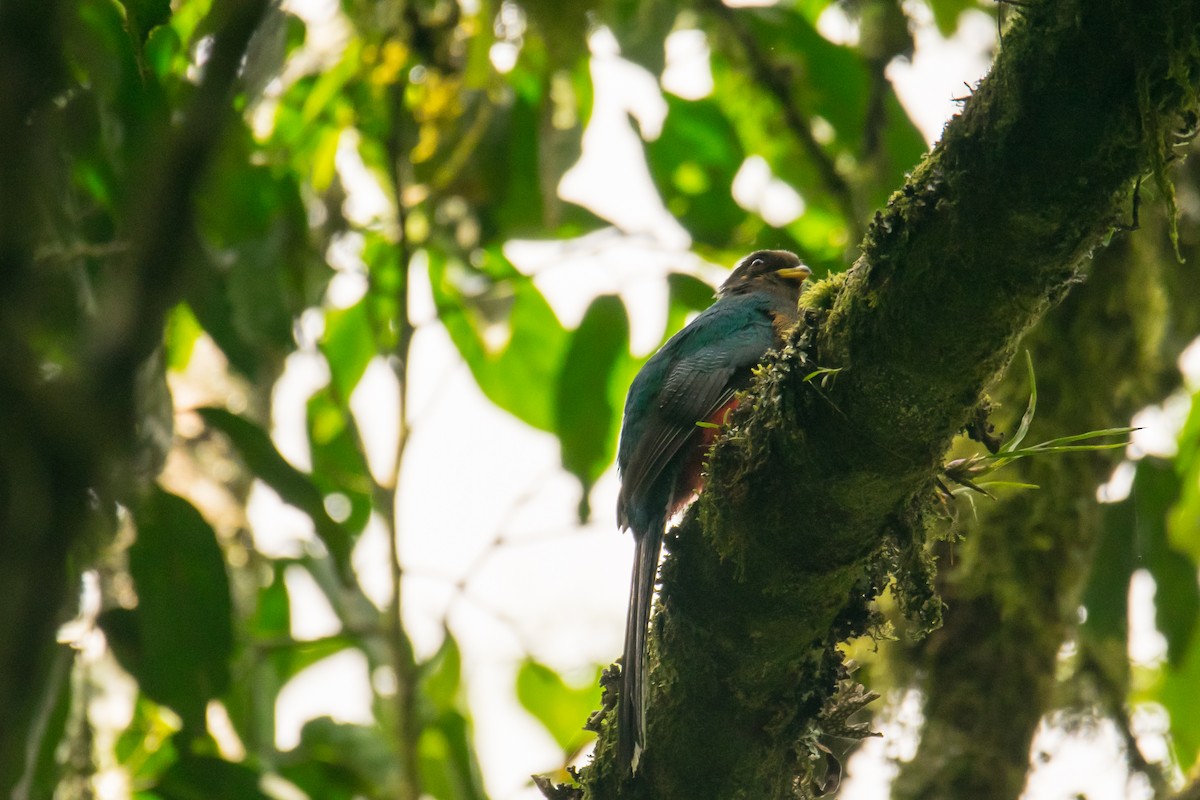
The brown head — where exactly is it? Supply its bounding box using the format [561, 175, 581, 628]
[718, 250, 812, 300]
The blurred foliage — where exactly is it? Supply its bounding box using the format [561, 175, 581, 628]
[516, 661, 602, 759]
[1087, 392, 1200, 773]
[2, 0, 1198, 798]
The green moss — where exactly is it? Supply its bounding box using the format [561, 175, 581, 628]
[798, 270, 848, 311]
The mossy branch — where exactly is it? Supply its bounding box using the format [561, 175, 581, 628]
[577, 1, 1200, 798]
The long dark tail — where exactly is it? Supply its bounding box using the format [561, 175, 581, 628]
[618, 518, 664, 773]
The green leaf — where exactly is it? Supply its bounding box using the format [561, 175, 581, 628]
[281, 718, 401, 798]
[271, 72, 350, 189]
[144, 21, 183, 80]
[22, 650, 73, 798]
[186, 271, 262, 377]
[70, 0, 145, 111]
[98, 605, 143, 680]
[1002, 351, 1037, 453]
[114, 697, 182, 783]
[803, 366, 844, 385]
[190, 131, 329, 375]
[1150, 547, 1200, 668]
[1025, 426, 1140, 448]
[995, 442, 1130, 457]
[556, 295, 631, 521]
[605, 0, 676, 74]
[127, 489, 233, 729]
[790, 0, 836, 24]
[645, 95, 748, 247]
[248, 569, 358, 688]
[521, 0, 589, 69]
[429, 249, 570, 431]
[273, 636, 357, 686]
[164, 303, 203, 372]
[156, 754, 272, 800]
[665, 272, 718, 332]
[1132, 459, 1197, 667]
[253, 563, 291, 639]
[785, 207, 851, 270]
[119, 0, 171, 45]
[321, 301, 378, 403]
[419, 712, 487, 800]
[971, 480, 1039, 491]
[412, 632, 487, 800]
[224, 562, 353, 755]
[515, 660, 599, 755]
[1155, 617, 1200, 773]
[1081, 498, 1137, 643]
[275, 762, 358, 800]
[305, 389, 374, 532]
[361, 231, 406, 352]
[926, 0, 979, 37]
[420, 632, 463, 714]
[198, 407, 355, 576]
[1172, 389, 1200, 562]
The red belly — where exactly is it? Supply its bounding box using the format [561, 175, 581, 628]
[669, 396, 740, 515]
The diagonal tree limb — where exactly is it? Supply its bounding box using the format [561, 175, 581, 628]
[581, 1, 1200, 797]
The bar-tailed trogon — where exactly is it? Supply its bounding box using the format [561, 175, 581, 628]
[615, 250, 812, 772]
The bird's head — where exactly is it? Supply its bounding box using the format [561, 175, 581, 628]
[718, 250, 812, 299]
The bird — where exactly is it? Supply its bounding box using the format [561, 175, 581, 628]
[615, 249, 812, 772]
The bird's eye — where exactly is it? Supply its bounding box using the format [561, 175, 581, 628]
[750, 258, 764, 268]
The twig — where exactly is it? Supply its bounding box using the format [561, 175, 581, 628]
[318, 80, 423, 798]
[452, 465, 559, 586]
[1173, 775, 1200, 800]
[381, 79, 422, 800]
[33, 240, 130, 264]
[446, 587, 537, 657]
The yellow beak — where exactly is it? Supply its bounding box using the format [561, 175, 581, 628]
[775, 265, 813, 282]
